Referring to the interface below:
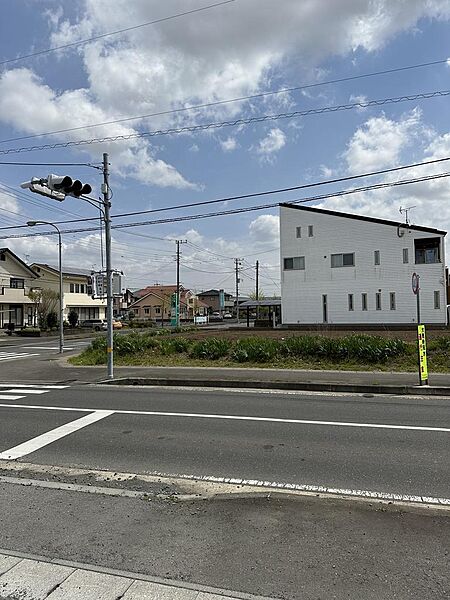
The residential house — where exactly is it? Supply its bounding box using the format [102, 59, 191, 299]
[130, 285, 207, 321]
[196, 289, 233, 313]
[0, 248, 39, 327]
[280, 203, 448, 325]
[31, 264, 107, 322]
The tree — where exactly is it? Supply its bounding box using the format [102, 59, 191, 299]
[28, 289, 59, 329]
[47, 311, 58, 329]
[249, 290, 266, 301]
[68, 310, 78, 328]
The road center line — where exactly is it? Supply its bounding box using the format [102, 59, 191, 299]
[0, 403, 449, 433]
[0, 410, 114, 460]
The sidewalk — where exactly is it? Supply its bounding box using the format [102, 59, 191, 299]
[0, 552, 271, 600]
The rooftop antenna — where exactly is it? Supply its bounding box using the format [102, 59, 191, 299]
[399, 205, 416, 225]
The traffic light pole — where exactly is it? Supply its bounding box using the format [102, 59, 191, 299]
[103, 153, 114, 379]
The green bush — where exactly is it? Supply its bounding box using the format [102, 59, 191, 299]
[16, 327, 41, 337]
[429, 336, 450, 352]
[189, 338, 231, 360]
[230, 338, 279, 363]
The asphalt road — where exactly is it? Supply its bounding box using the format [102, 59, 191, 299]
[0, 384, 449, 500]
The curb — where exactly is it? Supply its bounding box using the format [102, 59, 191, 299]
[99, 377, 450, 396]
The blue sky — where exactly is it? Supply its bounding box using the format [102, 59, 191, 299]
[0, 0, 449, 295]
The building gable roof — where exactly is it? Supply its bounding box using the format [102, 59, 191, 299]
[279, 203, 447, 236]
[0, 248, 39, 278]
[31, 263, 93, 277]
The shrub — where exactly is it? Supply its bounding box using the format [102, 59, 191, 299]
[46, 311, 58, 329]
[230, 338, 279, 363]
[430, 336, 450, 352]
[17, 327, 41, 337]
[189, 338, 231, 360]
[68, 310, 78, 328]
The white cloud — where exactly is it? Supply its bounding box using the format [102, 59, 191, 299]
[249, 214, 279, 244]
[220, 137, 238, 152]
[255, 128, 286, 159]
[343, 108, 423, 172]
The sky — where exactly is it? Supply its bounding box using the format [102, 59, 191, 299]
[0, 0, 449, 297]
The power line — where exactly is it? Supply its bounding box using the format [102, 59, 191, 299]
[0, 0, 236, 67]
[1, 155, 448, 232]
[0, 161, 101, 168]
[1, 57, 448, 145]
[1, 89, 448, 156]
[0, 170, 447, 240]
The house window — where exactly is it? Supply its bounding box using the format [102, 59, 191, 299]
[283, 256, 305, 270]
[70, 283, 74, 293]
[376, 292, 382, 310]
[296, 226, 302, 238]
[144, 307, 150, 315]
[155, 307, 161, 314]
[10, 278, 24, 289]
[434, 291, 440, 309]
[0, 253, 5, 261]
[308, 225, 314, 237]
[80, 284, 85, 293]
[374, 250, 380, 265]
[331, 253, 355, 268]
[362, 293, 368, 311]
[415, 237, 440, 264]
[75, 283, 80, 293]
[403, 248, 409, 264]
[348, 294, 354, 311]
[390, 292, 396, 311]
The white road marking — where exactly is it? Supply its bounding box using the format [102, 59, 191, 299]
[20, 346, 73, 350]
[6, 389, 49, 395]
[0, 403, 449, 433]
[0, 384, 68, 389]
[0, 395, 25, 401]
[0, 353, 39, 361]
[0, 410, 114, 460]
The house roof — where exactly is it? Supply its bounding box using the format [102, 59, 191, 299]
[32, 263, 93, 277]
[134, 285, 182, 298]
[197, 289, 232, 297]
[279, 203, 447, 236]
[0, 248, 39, 278]
[129, 289, 188, 309]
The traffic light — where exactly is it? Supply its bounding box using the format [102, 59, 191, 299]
[47, 174, 92, 197]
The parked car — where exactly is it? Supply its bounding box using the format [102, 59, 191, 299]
[209, 312, 223, 322]
[80, 319, 107, 331]
[113, 320, 123, 329]
[223, 312, 233, 319]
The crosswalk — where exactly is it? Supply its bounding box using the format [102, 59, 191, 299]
[0, 383, 69, 400]
[0, 351, 40, 362]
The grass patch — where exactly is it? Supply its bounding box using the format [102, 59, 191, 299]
[68, 332, 450, 372]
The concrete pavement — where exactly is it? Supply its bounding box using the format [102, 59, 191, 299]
[0, 551, 269, 600]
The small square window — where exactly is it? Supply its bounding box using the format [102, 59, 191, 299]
[296, 226, 302, 238]
[390, 292, 396, 311]
[144, 307, 150, 315]
[434, 291, 440, 309]
[348, 294, 354, 311]
[374, 250, 380, 265]
[403, 248, 409, 264]
[308, 225, 313, 237]
[376, 292, 382, 310]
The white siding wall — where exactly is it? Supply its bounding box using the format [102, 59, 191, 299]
[280, 206, 447, 325]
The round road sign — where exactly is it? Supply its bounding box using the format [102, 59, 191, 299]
[412, 272, 420, 295]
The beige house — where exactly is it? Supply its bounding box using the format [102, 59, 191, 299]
[31, 263, 106, 322]
[0, 248, 39, 327]
[129, 285, 208, 322]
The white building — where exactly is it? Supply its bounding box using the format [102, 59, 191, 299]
[0, 248, 39, 327]
[31, 264, 106, 322]
[280, 203, 448, 325]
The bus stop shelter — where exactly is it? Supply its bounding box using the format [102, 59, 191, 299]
[238, 299, 282, 327]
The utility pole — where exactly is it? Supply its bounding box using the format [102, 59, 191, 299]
[102, 152, 113, 379]
[255, 260, 259, 320]
[175, 240, 187, 327]
[235, 258, 242, 324]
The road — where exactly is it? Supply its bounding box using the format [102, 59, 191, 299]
[0, 383, 449, 599]
[0, 384, 449, 500]
[0, 335, 91, 363]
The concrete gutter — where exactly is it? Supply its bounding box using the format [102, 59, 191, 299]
[99, 377, 450, 396]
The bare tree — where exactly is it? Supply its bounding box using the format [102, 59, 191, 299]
[28, 288, 59, 329]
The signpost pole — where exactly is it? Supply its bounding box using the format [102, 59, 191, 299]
[412, 272, 428, 386]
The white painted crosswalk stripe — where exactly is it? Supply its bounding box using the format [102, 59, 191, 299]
[0, 384, 69, 389]
[0, 351, 39, 361]
[0, 395, 25, 401]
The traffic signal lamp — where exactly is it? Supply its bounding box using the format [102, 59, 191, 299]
[47, 174, 92, 197]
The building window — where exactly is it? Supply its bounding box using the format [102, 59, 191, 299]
[0, 253, 5, 261]
[308, 225, 314, 237]
[80, 284, 85, 293]
[376, 292, 382, 310]
[283, 256, 305, 270]
[374, 250, 380, 265]
[348, 294, 354, 311]
[155, 307, 161, 314]
[70, 283, 74, 293]
[144, 307, 150, 315]
[415, 237, 440, 264]
[10, 278, 24, 289]
[390, 292, 396, 311]
[403, 248, 409, 264]
[296, 226, 302, 238]
[434, 291, 440, 309]
[362, 293, 368, 311]
[75, 283, 80, 293]
[331, 253, 355, 268]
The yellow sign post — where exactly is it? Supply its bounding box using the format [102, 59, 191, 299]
[417, 324, 429, 386]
